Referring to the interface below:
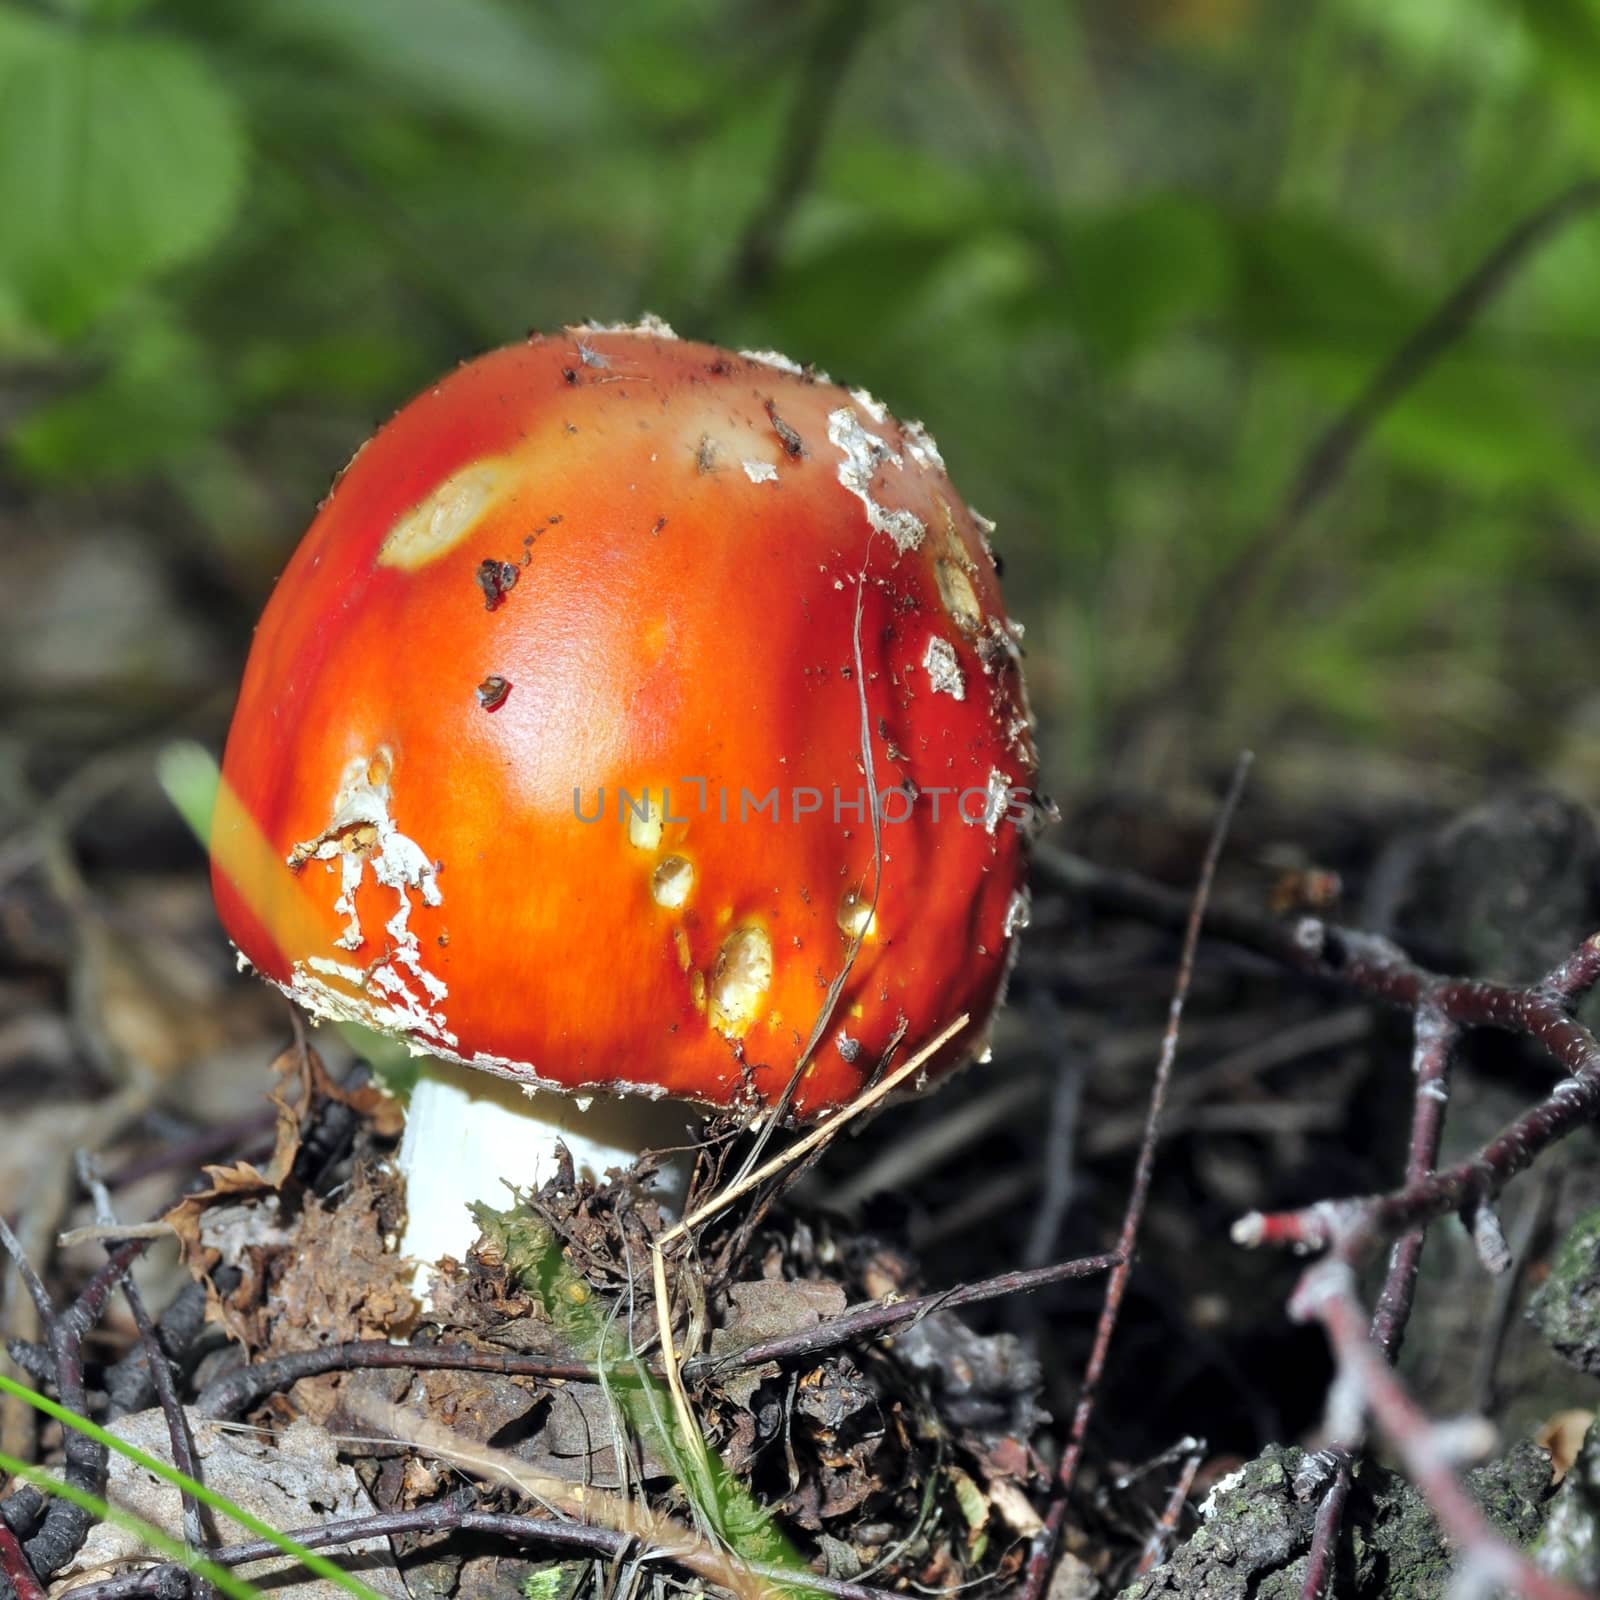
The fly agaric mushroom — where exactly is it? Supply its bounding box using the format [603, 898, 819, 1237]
[210, 319, 1040, 1274]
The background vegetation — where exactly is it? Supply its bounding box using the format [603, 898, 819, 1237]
[8, 0, 1600, 806]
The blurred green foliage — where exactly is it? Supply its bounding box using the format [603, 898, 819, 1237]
[6, 0, 1600, 793]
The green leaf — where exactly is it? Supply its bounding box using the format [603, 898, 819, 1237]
[1511, 0, 1600, 150]
[1225, 211, 1600, 501]
[1226, 211, 1417, 358]
[0, 22, 247, 336]
[248, 0, 596, 138]
[0, 4, 55, 57]
[8, 314, 226, 481]
[44, 0, 156, 23]
[1053, 196, 1233, 367]
[1338, 0, 1535, 87]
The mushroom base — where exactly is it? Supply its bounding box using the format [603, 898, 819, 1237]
[396, 1057, 693, 1290]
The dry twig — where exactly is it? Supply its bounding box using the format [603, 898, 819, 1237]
[1292, 1261, 1587, 1600]
[52, 1504, 910, 1600]
[194, 1244, 1119, 1419]
[1022, 753, 1253, 1600]
[0, 1218, 146, 1583]
[1298, 998, 1458, 1600]
[75, 1155, 211, 1587]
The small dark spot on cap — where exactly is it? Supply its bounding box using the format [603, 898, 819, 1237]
[477, 559, 519, 611]
[477, 675, 512, 712]
[765, 399, 805, 458]
[652, 516, 667, 535]
[562, 367, 579, 385]
[437, 930, 450, 947]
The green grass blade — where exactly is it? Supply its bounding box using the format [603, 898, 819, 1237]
[0, 1372, 388, 1600]
[0, 1448, 265, 1600]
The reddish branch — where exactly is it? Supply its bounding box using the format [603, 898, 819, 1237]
[0, 1527, 42, 1600]
[196, 1249, 1121, 1419]
[1223, 926, 1600, 1597]
[1292, 1261, 1587, 1600]
[1298, 1000, 1459, 1600]
[1232, 929, 1600, 1263]
[1021, 755, 1253, 1600]
[1038, 843, 1600, 1266]
[1137, 1442, 1206, 1577]
[1036, 844, 1600, 1594]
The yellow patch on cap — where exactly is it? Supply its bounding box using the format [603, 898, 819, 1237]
[378, 459, 509, 570]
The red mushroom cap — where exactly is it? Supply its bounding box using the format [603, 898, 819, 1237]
[211, 323, 1039, 1117]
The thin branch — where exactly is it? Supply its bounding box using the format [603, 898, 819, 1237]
[1159, 178, 1600, 715]
[0, 1524, 41, 1600]
[1033, 841, 1442, 973]
[105, 1283, 212, 1422]
[51, 1504, 909, 1600]
[1051, 834, 1600, 1589]
[1062, 754, 1252, 1492]
[76, 1156, 210, 1581]
[1038, 846, 1600, 1263]
[1292, 1261, 1588, 1600]
[687, 1249, 1121, 1376]
[1136, 1442, 1205, 1577]
[1232, 940, 1600, 1261]
[0, 1220, 140, 1578]
[720, 0, 880, 306]
[1023, 753, 1252, 1600]
[195, 1245, 1119, 1419]
[1299, 1000, 1458, 1600]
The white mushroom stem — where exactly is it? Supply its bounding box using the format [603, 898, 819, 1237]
[396, 1057, 693, 1289]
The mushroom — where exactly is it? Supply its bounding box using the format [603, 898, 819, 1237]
[209, 319, 1039, 1278]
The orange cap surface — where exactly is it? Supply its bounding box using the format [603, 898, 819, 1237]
[212, 323, 1039, 1117]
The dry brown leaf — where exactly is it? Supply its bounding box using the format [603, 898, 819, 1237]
[164, 1047, 312, 1236]
[986, 1476, 1045, 1537]
[710, 1279, 847, 1407]
[1536, 1408, 1595, 1483]
[162, 1041, 403, 1347]
[272, 1167, 416, 1345]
